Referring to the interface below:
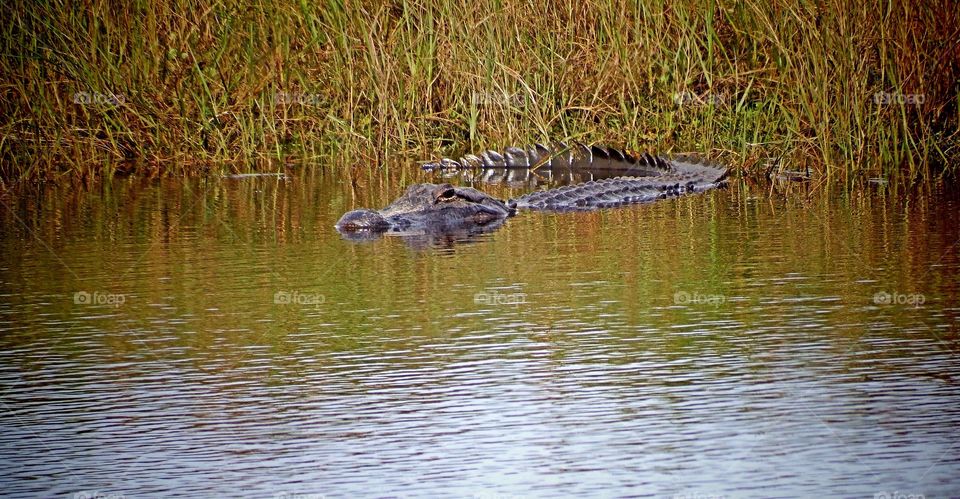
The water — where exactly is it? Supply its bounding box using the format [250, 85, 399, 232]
[0, 172, 958, 498]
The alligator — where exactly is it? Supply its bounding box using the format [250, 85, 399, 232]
[335, 142, 728, 240]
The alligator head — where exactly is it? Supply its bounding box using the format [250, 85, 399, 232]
[335, 183, 516, 236]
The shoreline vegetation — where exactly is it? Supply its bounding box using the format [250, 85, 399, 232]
[1, 0, 958, 187]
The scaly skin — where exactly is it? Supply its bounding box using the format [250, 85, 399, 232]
[335, 183, 515, 233]
[336, 143, 728, 235]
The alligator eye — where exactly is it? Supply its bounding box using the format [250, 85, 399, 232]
[436, 188, 457, 202]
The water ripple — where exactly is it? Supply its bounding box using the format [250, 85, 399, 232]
[1, 179, 958, 497]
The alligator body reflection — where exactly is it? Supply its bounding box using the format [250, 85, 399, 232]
[336, 143, 729, 243]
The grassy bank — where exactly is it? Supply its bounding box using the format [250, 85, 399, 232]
[1, 0, 957, 185]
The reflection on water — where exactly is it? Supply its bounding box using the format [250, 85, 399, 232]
[435, 164, 665, 188]
[336, 213, 507, 250]
[0, 172, 958, 497]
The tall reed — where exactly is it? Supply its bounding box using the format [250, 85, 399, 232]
[1, 0, 956, 184]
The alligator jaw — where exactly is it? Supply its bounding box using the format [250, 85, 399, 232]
[335, 208, 391, 231]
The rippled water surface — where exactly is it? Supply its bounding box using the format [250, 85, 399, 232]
[1, 172, 958, 498]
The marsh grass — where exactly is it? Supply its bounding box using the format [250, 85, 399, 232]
[1, 0, 957, 186]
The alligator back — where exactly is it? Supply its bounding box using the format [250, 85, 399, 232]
[423, 143, 728, 212]
[423, 142, 670, 172]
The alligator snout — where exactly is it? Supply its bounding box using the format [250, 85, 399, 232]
[335, 208, 390, 231]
